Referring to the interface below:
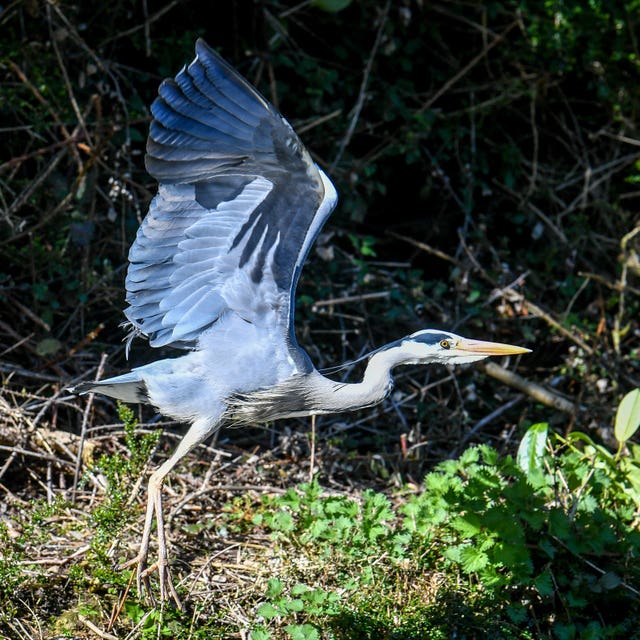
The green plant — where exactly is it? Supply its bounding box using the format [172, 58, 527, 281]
[84, 403, 160, 583]
[243, 392, 640, 638]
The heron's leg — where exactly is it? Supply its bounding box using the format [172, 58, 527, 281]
[120, 418, 218, 609]
[138, 459, 182, 607]
[132, 479, 157, 586]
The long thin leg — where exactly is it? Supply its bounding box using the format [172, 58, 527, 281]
[119, 418, 218, 609]
[137, 461, 181, 607]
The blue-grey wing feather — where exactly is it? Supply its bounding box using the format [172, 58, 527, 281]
[124, 39, 337, 362]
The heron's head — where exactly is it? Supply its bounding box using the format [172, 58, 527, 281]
[389, 329, 531, 366]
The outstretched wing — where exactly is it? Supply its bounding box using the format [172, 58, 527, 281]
[124, 40, 337, 364]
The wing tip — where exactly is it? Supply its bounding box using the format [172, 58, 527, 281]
[195, 38, 214, 59]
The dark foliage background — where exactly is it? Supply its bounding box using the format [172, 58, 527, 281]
[2, 0, 638, 452]
[0, 0, 639, 636]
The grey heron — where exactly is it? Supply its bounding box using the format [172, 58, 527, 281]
[72, 40, 530, 608]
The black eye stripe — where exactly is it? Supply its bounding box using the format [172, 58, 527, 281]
[411, 332, 453, 346]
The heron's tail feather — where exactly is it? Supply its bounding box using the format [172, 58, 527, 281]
[69, 372, 149, 404]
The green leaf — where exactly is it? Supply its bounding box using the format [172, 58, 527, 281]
[517, 423, 548, 476]
[268, 510, 295, 532]
[505, 602, 528, 623]
[251, 627, 272, 640]
[459, 545, 489, 572]
[615, 389, 640, 444]
[534, 570, 555, 597]
[35, 337, 62, 356]
[565, 430, 613, 460]
[284, 598, 305, 613]
[451, 514, 482, 538]
[467, 289, 481, 303]
[291, 583, 311, 596]
[285, 624, 320, 640]
[256, 603, 281, 620]
[265, 578, 284, 599]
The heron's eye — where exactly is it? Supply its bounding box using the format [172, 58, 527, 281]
[440, 339, 451, 349]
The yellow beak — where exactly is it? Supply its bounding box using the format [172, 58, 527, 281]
[455, 338, 531, 357]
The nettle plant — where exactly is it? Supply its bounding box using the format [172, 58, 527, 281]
[246, 390, 640, 640]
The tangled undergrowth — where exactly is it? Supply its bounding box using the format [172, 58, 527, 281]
[1, 0, 639, 638]
[1, 398, 639, 639]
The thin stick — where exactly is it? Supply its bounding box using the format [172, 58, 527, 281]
[418, 19, 520, 114]
[77, 615, 118, 640]
[296, 109, 342, 135]
[578, 270, 640, 296]
[312, 291, 390, 310]
[309, 414, 316, 483]
[0, 445, 76, 468]
[0, 449, 19, 482]
[613, 224, 640, 353]
[331, 0, 390, 171]
[492, 180, 569, 244]
[72, 353, 107, 499]
[387, 231, 460, 265]
[47, 1, 92, 152]
[459, 395, 525, 448]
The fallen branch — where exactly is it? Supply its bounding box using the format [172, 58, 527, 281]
[481, 362, 576, 414]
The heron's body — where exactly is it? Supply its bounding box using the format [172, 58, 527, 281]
[93, 311, 299, 423]
[73, 40, 530, 608]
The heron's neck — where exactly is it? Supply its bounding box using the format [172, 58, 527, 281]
[228, 344, 409, 424]
[314, 345, 406, 413]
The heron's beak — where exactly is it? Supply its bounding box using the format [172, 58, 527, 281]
[455, 338, 531, 357]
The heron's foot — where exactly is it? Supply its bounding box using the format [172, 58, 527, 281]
[140, 558, 182, 610]
[118, 553, 183, 610]
[118, 553, 152, 598]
